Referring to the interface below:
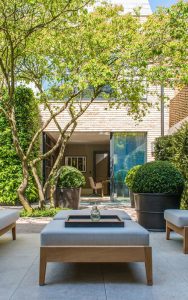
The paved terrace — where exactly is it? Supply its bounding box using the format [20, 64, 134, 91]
[0, 207, 188, 300]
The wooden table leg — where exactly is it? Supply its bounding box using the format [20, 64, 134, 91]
[183, 227, 188, 254]
[166, 222, 171, 240]
[39, 249, 47, 286]
[12, 224, 16, 240]
[144, 247, 153, 286]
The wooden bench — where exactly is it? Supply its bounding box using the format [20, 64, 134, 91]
[164, 209, 188, 254]
[0, 209, 20, 241]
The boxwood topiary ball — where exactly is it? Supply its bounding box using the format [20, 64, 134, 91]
[58, 166, 86, 189]
[132, 161, 184, 194]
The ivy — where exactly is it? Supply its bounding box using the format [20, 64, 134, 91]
[0, 86, 40, 205]
[154, 123, 188, 209]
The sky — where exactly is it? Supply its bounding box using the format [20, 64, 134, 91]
[149, 0, 179, 11]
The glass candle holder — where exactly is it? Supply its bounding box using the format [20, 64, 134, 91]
[90, 205, 100, 222]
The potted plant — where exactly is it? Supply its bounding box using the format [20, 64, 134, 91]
[132, 161, 184, 231]
[125, 165, 141, 208]
[57, 166, 86, 209]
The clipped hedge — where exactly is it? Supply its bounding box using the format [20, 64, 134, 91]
[132, 161, 184, 194]
[57, 166, 86, 188]
[154, 135, 174, 161]
[125, 165, 141, 189]
[0, 86, 40, 205]
[154, 123, 188, 208]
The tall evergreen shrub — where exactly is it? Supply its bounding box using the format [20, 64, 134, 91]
[0, 86, 40, 205]
[154, 123, 188, 209]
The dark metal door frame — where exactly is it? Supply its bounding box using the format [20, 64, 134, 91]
[93, 151, 110, 181]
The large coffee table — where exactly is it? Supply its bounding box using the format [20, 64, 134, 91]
[40, 210, 152, 286]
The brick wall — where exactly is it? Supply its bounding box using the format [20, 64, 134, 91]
[170, 87, 188, 127]
[40, 87, 174, 162]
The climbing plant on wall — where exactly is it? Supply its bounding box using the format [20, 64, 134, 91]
[0, 86, 40, 205]
[154, 123, 188, 209]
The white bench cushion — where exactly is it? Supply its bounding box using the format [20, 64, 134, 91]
[54, 209, 131, 221]
[41, 220, 149, 246]
[0, 209, 20, 230]
[164, 209, 188, 228]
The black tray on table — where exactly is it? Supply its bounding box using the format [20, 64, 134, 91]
[65, 215, 124, 228]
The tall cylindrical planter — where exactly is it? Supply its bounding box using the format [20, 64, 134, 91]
[56, 188, 81, 209]
[134, 193, 181, 231]
[129, 190, 135, 208]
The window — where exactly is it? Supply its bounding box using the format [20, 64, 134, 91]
[65, 156, 86, 172]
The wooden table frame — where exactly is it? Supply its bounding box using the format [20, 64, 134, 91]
[0, 222, 16, 240]
[166, 220, 188, 254]
[39, 245, 153, 286]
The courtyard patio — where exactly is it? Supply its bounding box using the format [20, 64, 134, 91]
[0, 206, 188, 300]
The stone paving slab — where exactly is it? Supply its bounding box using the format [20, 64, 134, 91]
[0, 231, 188, 300]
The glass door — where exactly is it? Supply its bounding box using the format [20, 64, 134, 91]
[110, 132, 147, 202]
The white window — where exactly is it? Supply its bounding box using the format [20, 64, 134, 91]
[65, 156, 86, 172]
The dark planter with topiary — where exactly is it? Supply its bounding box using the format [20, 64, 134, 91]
[56, 166, 86, 209]
[132, 161, 184, 231]
[125, 165, 141, 208]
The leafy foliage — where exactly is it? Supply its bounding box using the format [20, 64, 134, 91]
[57, 166, 86, 188]
[132, 161, 184, 194]
[0, 86, 40, 205]
[144, 1, 188, 88]
[125, 165, 141, 189]
[0, 0, 187, 211]
[20, 207, 65, 218]
[154, 123, 188, 208]
[154, 135, 174, 161]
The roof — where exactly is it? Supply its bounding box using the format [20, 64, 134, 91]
[109, 0, 152, 15]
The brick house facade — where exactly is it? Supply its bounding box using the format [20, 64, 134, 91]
[40, 0, 175, 201]
[169, 87, 188, 134]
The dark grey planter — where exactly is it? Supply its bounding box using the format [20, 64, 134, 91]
[134, 193, 181, 231]
[129, 190, 135, 208]
[56, 187, 81, 209]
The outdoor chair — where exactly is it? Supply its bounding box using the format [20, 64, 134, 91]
[88, 177, 104, 197]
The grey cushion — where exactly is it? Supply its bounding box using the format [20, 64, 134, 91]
[0, 209, 20, 230]
[41, 220, 149, 246]
[54, 209, 131, 221]
[164, 209, 188, 228]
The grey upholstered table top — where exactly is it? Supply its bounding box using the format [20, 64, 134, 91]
[41, 219, 149, 246]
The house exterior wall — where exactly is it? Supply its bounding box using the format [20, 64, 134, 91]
[40, 87, 173, 162]
[169, 86, 188, 134]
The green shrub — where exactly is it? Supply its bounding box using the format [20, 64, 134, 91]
[132, 161, 184, 194]
[154, 123, 188, 208]
[154, 135, 174, 161]
[125, 165, 141, 189]
[20, 208, 65, 217]
[57, 166, 86, 188]
[0, 86, 40, 205]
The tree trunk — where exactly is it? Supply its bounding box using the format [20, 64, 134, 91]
[17, 162, 32, 212]
[49, 185, 56, 208]
[30, 163, 45, 209]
